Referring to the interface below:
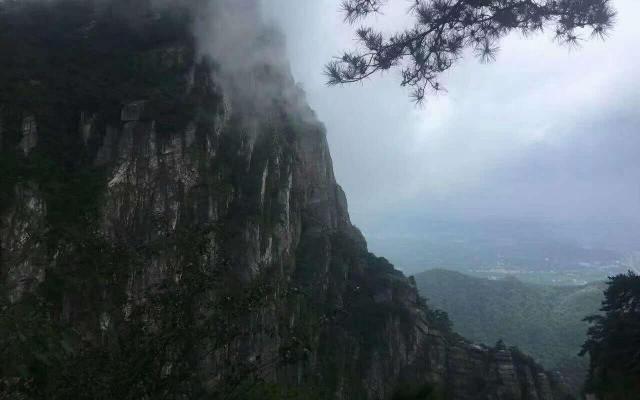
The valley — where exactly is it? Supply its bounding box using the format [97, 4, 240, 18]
[414, 269, 605, 392]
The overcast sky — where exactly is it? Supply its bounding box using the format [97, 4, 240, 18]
[262, 0, 640, 238]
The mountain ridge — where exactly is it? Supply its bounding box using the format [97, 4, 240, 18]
[0, 1, 574, 399]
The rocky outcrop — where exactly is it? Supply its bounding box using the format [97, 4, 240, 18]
[0, 1, 573, 399]
[0, 183, 46, 302]
[19, 116, 38, 156]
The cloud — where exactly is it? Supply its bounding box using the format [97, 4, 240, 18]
[262, 0, 640, 232]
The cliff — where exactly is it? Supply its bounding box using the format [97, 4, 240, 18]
[0, 1, 573, 399]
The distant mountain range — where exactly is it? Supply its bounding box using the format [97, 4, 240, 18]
[414, 269, 605, 391]
[362, 217, 632, 283]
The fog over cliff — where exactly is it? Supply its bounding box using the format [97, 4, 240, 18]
[0, 1, 633, 397]
[262, 0, 640, 248]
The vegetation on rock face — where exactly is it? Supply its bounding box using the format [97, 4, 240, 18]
[581, 271, 640, 399]
[0, 2, 279, 398]
[0, 1, 591, 399]
[0, 223, 292, 399]
[0, 0, 195, 214]
[289, 230, 457, 397]
[414, 269, 603, 391]
[0, 3, 425, 398]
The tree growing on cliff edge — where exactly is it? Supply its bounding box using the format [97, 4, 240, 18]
[326, 0, 616, 102]
[581, 271, 640, 398]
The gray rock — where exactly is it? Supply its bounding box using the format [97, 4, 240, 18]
[19, 115, 38, 155]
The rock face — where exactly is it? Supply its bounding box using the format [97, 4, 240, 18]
[0, 1, 572, 399]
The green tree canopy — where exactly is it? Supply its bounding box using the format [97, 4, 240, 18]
[581, 271, 640, 398]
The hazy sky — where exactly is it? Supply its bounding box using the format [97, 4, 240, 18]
[263, 0, 640, 235]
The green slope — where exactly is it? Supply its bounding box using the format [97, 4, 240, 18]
[414, 269, 604, 390]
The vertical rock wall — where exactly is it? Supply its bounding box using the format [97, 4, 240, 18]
[0, 1, 574, 399]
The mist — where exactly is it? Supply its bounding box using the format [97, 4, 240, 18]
[260, 0, 640, 269]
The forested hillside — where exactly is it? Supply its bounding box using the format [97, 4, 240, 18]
[414, 269, 604, 390]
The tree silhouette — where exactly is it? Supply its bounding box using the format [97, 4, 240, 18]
[581, 271, 640, 398]
[327, 0, 616, 102]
